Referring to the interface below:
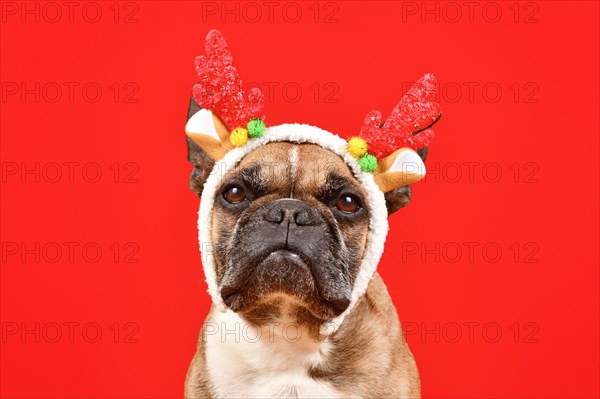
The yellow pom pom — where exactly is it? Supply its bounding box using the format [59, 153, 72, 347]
[347, 137, 368, 158]
[230, 127, 249, 147]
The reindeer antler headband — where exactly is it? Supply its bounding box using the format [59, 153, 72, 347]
[186, 30, 441, 191]
[188, 30, 442, 333]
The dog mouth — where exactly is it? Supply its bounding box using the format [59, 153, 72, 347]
[269, 249, 311, 271]
[220, 249, 311, 305]
[220, 249, 350, 318]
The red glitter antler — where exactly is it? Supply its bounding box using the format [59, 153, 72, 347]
[359, 73, 441, 160]
[192, 30, 265, 131]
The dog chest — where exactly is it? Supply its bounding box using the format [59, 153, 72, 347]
[204, 310, 350, 398]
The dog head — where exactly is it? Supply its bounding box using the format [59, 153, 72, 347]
[185, 30, 439, 332]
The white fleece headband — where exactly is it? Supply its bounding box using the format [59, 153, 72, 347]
[197, 122, 389, 334]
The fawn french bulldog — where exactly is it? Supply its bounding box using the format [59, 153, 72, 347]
[183, 30, 441, 398]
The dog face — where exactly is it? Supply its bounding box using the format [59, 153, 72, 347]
[210, 142, 370, 322]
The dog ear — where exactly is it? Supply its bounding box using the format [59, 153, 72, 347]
[375, 147, 428, 215]
[185, 97, 233, 196]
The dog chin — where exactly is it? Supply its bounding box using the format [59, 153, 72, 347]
[220, 250, 349, 321]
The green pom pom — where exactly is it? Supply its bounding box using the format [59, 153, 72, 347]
[247, 118, 266, 138]
[359, 153, 378, 172]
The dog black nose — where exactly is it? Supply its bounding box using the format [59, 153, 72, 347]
[264, 199, 318, 226]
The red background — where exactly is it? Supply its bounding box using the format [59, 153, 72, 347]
[1, 1, 599, 398]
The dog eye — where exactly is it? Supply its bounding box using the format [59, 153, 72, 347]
[223, 186, 246, 203]
[336, 194, 360, 213]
